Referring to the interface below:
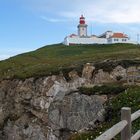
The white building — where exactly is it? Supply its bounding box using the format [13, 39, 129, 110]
[63, 15, 137, 46]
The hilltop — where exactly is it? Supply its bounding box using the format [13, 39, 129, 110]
[0, 43, 140, 140]
[0, 43, 140, 79]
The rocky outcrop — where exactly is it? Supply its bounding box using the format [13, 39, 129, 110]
[82, 63, 95, 83]
[0, 61, 140, 140]
[68, 70, 79, 80]
[0, 74, 104, 140]
[3, 114, 47, 140]
[110, 65, 127, 81]
[94, 69, 113, 84]
[48, 92, 105, 140]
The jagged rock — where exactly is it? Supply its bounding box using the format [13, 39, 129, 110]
[68, 70, 79, 80]
[95, 95, 108, 104]
[68, 77, 86, 90]
[4, 122, 47, 140]
[3, 114, 47, 140]
[48, 92, 105, 140]
[47, 129, 58, 140]
[23, 125, 46, 140]
[31, 96, 49, 110]
[127, 66, 137, 73]
[31, 109, 48, 123]
[41, 76, 67, 95]
[0, 107, 5, 128]
[82, 63, 95, 80]
[94, 69, 113, 84]
[35, 75, 86, 112]
[126, 66, 139, 84]
[110, 65, 126, 81]
[137, 66, 140, 71]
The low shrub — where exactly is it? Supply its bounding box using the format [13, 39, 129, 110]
[79, 84, 126, 96]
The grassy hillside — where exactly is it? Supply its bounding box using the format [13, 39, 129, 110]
[0, 43, 140, 79]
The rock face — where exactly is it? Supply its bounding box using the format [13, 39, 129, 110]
[94, 69, 113, 84]
[110, 65, 127, 81]
[0, 62, 140, 140]
[48, 92, 105, 140]
[82, 63, 95, 82]
[0, 75, 104, 140]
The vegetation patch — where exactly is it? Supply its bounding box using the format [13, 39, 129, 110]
[94, 59, 140, 73]
[70, 86, 140, 140]
[79, 84, 126, 96]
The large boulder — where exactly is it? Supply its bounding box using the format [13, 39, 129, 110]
[48, 92, 105, 140]
[110, 65, 126, 81]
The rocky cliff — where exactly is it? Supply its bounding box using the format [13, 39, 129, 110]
[0, 60, 140, 140]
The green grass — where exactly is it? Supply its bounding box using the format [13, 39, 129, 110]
[69, 86, 140, 140]
[0, 43, 140, 79]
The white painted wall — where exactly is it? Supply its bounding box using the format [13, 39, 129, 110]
[78, 25, 87, 37]
[107, 38, 137, 44]
[63, 36, 137, 46]
[63, 36, 107, 45]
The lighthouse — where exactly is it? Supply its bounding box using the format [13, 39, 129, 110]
[77, 15, 88, 37]
[63, 15, 136, 45]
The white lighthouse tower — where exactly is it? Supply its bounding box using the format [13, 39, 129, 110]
[77, 15, 88, 37]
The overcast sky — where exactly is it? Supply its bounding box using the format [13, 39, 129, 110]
[0, 0, 140, 60]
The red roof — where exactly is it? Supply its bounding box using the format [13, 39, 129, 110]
[69, 34, 77, 37]
[110, 33, 128, 38]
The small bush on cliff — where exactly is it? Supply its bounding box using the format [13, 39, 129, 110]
[79, 84, 126, 96]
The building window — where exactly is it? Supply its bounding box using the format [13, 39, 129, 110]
[122, 39, 126, 41]
[114, 39, 118, 41]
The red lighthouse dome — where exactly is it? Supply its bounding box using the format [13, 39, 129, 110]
[79, 15, 85, 24]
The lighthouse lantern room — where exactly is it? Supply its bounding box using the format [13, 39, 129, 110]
[77, 15, 88, 37]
